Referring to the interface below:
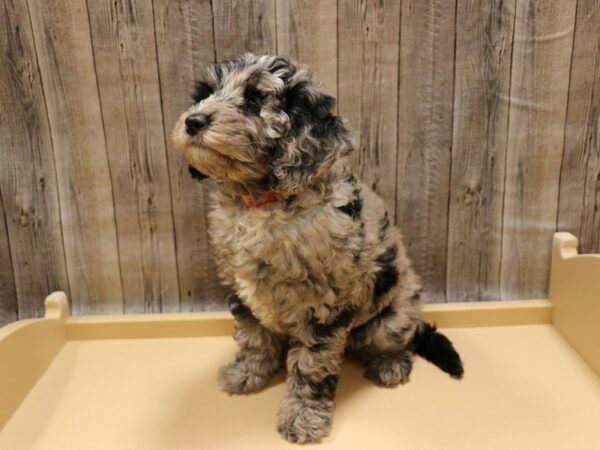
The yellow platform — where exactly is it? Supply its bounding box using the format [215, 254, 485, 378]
[1, 233, 599, 450]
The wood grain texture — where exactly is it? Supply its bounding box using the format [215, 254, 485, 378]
[338, 0, 400, 214]
[275, 0, 337, 96]
[446, 0, 516, 301]
[558, 0, 600, 255]
[0, 192, 17, 326]
[501, 0, 577, 299]
[87, 0, 179, 313]
[396, 0, 456, 302]
[0, 0, 69, 319]
[27, 0, 124, 314]
[154, 0, 229, 311]
[212, 0, 277, 60]
[3, 1, 600, 325]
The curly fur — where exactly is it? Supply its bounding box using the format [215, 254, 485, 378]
[173, 53, 463, 444]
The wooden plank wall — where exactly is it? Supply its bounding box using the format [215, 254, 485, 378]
[1, 0, 598, 325]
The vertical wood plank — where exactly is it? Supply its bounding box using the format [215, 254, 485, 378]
[0, 191, 17, 326]
[0, 0, 590, 314]
[87, 0, 180, 313]
[154, 0, 228, 311]
[558, 0, 600, 255]
[275, 0, 337, 95]
[396, 0, 456, 302]
[212, 0, 277, 60]
[501, 0, 577, 299]
[446, 0, 516, 301]
[28, 0, 124, 314]
[0, 0, 69, 319]
[338, 0, 400, 214]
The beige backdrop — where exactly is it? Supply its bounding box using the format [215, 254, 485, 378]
[1, 0, 598, 326]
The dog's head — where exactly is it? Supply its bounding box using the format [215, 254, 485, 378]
[172, 53, 354, 196]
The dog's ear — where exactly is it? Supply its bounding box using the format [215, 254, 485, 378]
[271, 70, 355, 193]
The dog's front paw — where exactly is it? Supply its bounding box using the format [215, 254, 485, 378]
[277, 395, 334, 444]
[218, 351, 280, 394]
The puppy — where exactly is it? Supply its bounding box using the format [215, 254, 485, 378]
[173, 53, 463, 444]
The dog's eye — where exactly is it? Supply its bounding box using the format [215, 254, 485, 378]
[192, 81, 213, 103]
[247, 97, 259, 111]
[243, 86, 265, 115]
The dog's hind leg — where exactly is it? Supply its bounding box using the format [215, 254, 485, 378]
[347, 294, 423, 387]
[348, 290, 464, 385]
[218, 295, 286, 394]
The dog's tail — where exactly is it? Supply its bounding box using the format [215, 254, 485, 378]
[411, 321, 464, 378]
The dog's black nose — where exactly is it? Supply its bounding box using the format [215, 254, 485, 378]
[185, 113, 209, 136]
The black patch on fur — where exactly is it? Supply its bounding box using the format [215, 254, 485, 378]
[379, 304, 396, 320]
[291, 362, 307, 384]
[308, 342, 329, 353]
[338, 199, 362, 219]
[243, 85, 266, 115]
[267, 56, 296, 83]
[379, 211, 390, 240]
[282, 80, 352, 157]
[192, 80, 213, 103]
[376, 245, 397, 266]
[338, 189, 362, 220]
[410, 288, 423, 304]
[271, 75, 353, 190]
[256, 260, 271, 277]
[373, 246, 399, 306]
[312, 115, 345, 142]
[309, 306, 356, 339]
[292, 361, 339, 400]
[284, 80, 336, 132]
[285, 194, 298, 209]
[412, 322, 464, 378]
[188, 165, 208, 181]
[309, 374, 338, 400]
[352, 222, 365, 263]
[349, 305, 395, 341]
[234, 352, 247, 364]
[227, 295, 254, 322]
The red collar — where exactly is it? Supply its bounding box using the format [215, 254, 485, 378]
[242, 191, 278, 208]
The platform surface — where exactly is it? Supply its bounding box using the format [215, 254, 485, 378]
[1, 324, 599, 450]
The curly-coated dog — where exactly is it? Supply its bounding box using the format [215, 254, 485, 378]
[172, 53, 463, 444]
